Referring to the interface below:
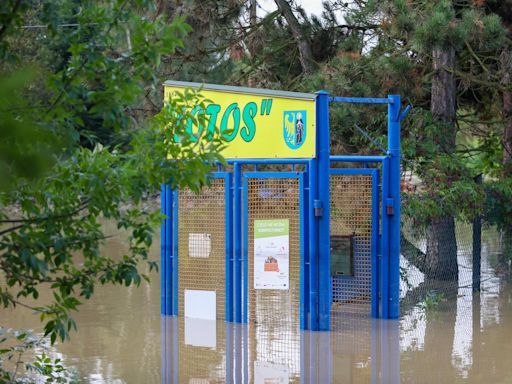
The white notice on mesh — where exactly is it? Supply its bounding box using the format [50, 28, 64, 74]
[184, 289, 216, 320]
[188, 233, 211, 258]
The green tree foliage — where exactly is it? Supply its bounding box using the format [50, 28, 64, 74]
[0, 2, 223, 375]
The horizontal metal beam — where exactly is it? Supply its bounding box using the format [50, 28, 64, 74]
[329, 96, 391, 104]
[225, 158, 311, 165]
[330, 155, 387, 163]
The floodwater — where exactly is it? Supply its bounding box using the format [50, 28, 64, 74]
[2, 225, 512, 383]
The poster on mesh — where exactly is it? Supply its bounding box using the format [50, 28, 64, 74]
[254, 219, 289, 290]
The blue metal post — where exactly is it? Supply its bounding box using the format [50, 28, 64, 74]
[388, 95, 401, 319]
[234, 163, 242, 322]
[172, 189, 179, 316]
[161, 185, 166, 315]
[381, 158, 390, 319]
[225, 175, 234, 322]
[316, 90, 331, 330]
[371, 170, 380, 318]
[308, 159, 318, 330]
[299, 173, 306, 329]
[165, 185, 173, 315]
[242, 175, 249, 323]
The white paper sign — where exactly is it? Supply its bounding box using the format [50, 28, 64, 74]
[188, 233, 211, 258]
[184, 289, 216, 320]
[254, 219, 289, 290]
[254, 361, 289, 384]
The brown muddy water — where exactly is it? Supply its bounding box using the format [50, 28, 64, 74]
[1, 225, 512, 383]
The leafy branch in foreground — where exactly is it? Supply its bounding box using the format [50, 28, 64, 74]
[0, 88, 224, 346]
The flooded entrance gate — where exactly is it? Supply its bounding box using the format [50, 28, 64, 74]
[161, 81, 409, 333]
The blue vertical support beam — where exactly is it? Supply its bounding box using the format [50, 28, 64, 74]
[299, 173, 306, 329]
[233, 163, 242, 323]
[172, 189, 179, 316]
[381, 158, 390, 318]
[371, 170, 380, 318]
[161, 185, 166, 315]
[308, 159, 318, 330]
[242, 175, 249, 324]
[316, 90, 331, 330]
[387, 95, 401, 319]
[165, 185, 173, 315]
[225, 174, 234, 322]
[303, 164, 310, 329]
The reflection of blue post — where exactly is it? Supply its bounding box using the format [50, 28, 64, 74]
[160, 317, 167, 383]
[371, 320, 379, 384]
[234, 323, 243, 384]
[387, 95, 401, 319]
[316, 91, 331, 330]
[226, 323, 233, 384]
[371, 319, 400, 383]
[386, 320, 400, 384]
[161, 316, 178, 384]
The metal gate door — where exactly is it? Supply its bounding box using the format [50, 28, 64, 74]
[242, 171, 305, 383]
[329, 168, 379, 321]
[173, 172, 233, 321]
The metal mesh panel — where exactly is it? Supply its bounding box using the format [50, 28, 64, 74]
[246, 177, 302, 383]
[177, 179, 226, 320]
[330, 174, 373, 316]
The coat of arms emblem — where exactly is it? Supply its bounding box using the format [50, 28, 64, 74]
[283, 110, 306, 149]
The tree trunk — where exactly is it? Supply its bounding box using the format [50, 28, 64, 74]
[501, 48, 512, 169]
[425, 216, 458, 280]
[426, 46, 458, 282]
[274, 0, 316, 75]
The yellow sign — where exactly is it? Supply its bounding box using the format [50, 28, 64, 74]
[164, 81, 317, 159]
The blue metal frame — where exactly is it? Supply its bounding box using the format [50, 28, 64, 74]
[316, 91, 331, 331]
[242, 171, 306, 327]
[162, 90, 408, 325]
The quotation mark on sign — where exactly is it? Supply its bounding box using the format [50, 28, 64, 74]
[260, 99, 273, 116]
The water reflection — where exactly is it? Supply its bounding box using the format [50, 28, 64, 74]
[2, 224, 512, 383]
[161, 316, 401, 384]
[162, 280, 512, 384]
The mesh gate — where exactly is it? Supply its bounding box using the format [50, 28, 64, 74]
[330, 173, 374, 318]
[244, 174, 303, 383]
[177, 178, 227, 320]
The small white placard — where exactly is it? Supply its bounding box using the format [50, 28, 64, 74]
[188, 233, 211, 258]
[254, 361, 289, 384]
[184, 289, 216, 320]
[185, 317, 216, 349]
